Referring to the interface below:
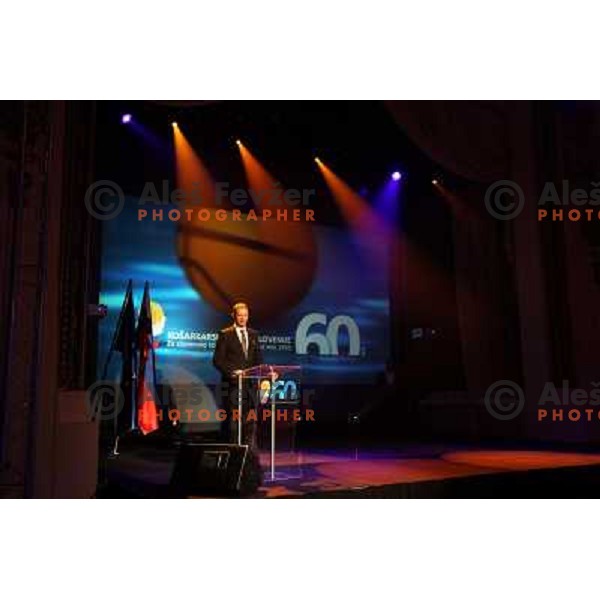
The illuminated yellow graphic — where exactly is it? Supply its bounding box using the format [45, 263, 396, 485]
[150, 300, 166, 336]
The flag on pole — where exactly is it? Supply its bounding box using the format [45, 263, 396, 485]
[112, 279, 137, 434]
[136, 281, 159, 435]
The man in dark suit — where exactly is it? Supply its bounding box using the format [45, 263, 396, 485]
[213, 301, 263, 446]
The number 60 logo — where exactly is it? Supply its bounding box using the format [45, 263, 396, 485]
[295, 313, 361, 356]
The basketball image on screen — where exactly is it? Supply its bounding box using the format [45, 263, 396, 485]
[176, 213, 318, 322]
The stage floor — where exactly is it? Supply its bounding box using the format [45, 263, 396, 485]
[101, 442, 600, 498]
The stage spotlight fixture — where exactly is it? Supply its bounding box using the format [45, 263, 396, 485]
[432, 178, 439, 185]
[236, 139, 242, 146]
[172, 121, 178, 128]
[391, 171, 401, 181]
[121, 114, 132, 124]
[348, 413, 361, 425]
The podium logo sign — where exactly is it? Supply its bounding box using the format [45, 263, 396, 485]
[258, 379, 300, 404]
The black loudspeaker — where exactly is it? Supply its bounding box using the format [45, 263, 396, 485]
[170, 443, 263, 497]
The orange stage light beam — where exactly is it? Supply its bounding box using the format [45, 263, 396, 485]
[433, 182, 477, 220]
[172, 125, 218, 208]
[237, 142, 284, 209]
[315, 158, 393, 267]
[315, 159, 476, 323]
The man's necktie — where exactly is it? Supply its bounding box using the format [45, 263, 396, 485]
[242, 329, 248, 356]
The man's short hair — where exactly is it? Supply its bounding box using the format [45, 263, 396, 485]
[232, 302, 249, 316]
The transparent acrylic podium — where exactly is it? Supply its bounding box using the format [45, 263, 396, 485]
[237, 364, 302, 481]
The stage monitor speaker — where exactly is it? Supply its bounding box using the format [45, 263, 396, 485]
[170, 443, 263, 497]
